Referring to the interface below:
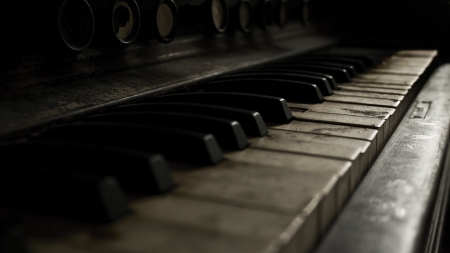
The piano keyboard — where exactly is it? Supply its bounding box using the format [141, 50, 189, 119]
[0, 48, 438, 253]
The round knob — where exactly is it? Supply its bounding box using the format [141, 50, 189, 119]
[153, 0, 179, 43]
[275, 0, 289, 28]
[111, 0, 140, 44]
[256, 0, 272, 30]
[238, 0, 252, 33]
[211, 0, 229, 32]
[58, 0, 95, 51]
[300, 0, 310, 26]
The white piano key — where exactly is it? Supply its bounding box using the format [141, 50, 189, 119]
[386, 56, 433, 66]
[323, 95, 401, 126]
[225, 149, 351, 208]
[249, 136, 361, 161]
[45, 210, 285, 253]
[270, 120, 378, 142]
[249, 135, 362, 185]
[378, 63, 428, 73]
[328, 90, 404, 101]
[392, 50, 438, 58]
[324, 94, 400, 122]
[340, 86, 408, 95]
[290, 111, 385, 154]
[370, 67, 424, 76]
[288, 102, 395, 117]
[173, 159, 343, 237]
[354, 74, 418, 85]
[288, 101, 396, 141]
[257, 129, 371, 177]
[341, 82, 411, 91]
[379, 62, 428, 71]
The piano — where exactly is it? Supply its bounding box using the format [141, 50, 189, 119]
[1, 0, 450, 253]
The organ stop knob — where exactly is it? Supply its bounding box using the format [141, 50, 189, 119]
[152, 0, 179, 42]
[111, 0, 140, 44]
[58, 0, 95, 51]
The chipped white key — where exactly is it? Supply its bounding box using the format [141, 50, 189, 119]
[393, 50, 438, 58]
[225, 149, 351, 208]
[354, 73, 418, 85]
[341, 82, 411, 91]
[340, 86, 408, 95]
[288, 101, 396, 139]
[370, 68, 422, 76]
[323, 95, 400, 108]
[33, 196, 295, 253]
[332, 90, 404, 101]
[174, 158, 346, 236]
[254, 128, 371, 177]
[248, 133, 362, 185]
[271, 117, 380, 157]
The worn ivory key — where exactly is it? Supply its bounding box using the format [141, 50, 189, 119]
[288, 101, 396, 144]
[339, 85, 408, 95]
[337, 85, 412, 115]
[251, 128, 371, 178]
[341, 82, 410, 91]
[331, 90, 404, 101]
[223, 149, 351, 213]
[354, 73, 418, 85]
[289, 110, 386, 152]
[172, 157, 349, 237]
[269, 120, 378, 164]
[248, 133, 362, 186]
[28, 196, 299, 253]
[370, 66, 425, 75]
[323, 93, 407, 124]
[392, 50, 438, 58]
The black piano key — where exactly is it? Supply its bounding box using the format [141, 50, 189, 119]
[114, 102, 268, 137]
[222, 72, 333, 96]
[270, 63, 352, 82]
[85, 112, 249, 150]
[148, 92, 293, 123]
[283, 60, 358, 77]
[42, 123, 224, 165]
[0, 162, 129, 222]
[293, 55, 368, 73]
[253, 67, 340, 90]
[0, 142, 175, 195]
[205, 78, 324, 103]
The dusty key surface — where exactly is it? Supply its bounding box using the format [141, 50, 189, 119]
[249, 135, 361, 161]
[331, 90, 404, 101]
[173, 159, 341, 236]
[354, 74, 418, 85]
[270, 120, 378, 160]
[370, 67, 423, 75]
[340, 85, 408, 95]
[255, 129, 371, 175]
[248, 133, 362, 187]
[293, 111, 386, 158]
[226, 149, 352, 204]
[393, 50, 438, 58]
[288, 102, 394, 118]
[324, 95, 400, 108]
[270, 120, 378, 141]
[288, 101, 396, 140]
[28, 196, 295, 253]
